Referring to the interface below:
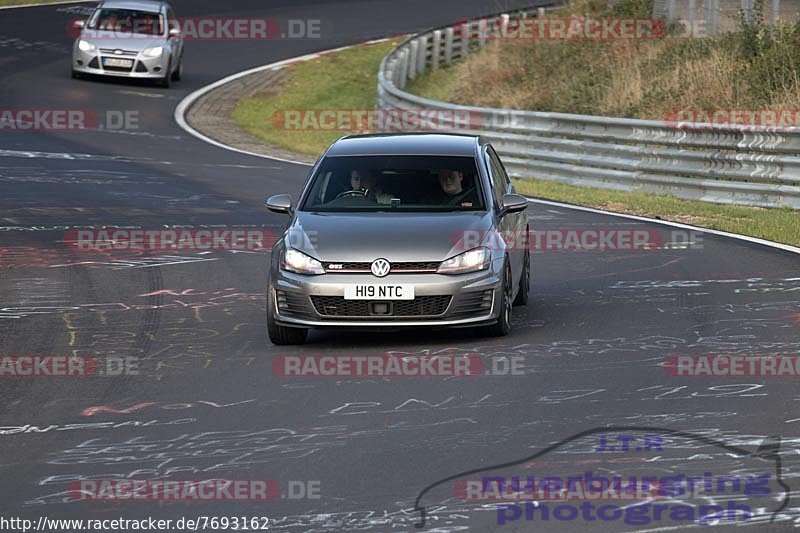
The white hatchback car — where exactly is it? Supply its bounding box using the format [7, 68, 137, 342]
[71, 0, 184, 87]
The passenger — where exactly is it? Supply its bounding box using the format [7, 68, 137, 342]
[430, 169, 479, 206]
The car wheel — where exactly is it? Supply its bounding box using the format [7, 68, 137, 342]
[484, 259, 512, 337]
[171, 55, 182, 82]
[267, 288, 308, 345]
[513, 242, 530, 306]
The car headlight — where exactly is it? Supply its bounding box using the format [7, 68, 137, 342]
[281, 248, 325, 275]
[141, 46, 163, 58]
[437, 247, 491, 275]
[78, 40, 96, 52]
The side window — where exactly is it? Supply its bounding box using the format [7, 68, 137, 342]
[488, 146, 511, 188]
[485, 148, 506, 209]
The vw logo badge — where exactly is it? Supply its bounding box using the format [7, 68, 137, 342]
[370, 258, 391, 278]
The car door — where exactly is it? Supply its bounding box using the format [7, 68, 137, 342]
[485, 145, 525, 291]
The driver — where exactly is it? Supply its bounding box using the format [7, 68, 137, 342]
[348, 169, 393, 204]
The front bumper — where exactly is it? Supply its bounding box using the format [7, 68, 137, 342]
[270, 261, 504, 328]
[72, 48, 169, 79]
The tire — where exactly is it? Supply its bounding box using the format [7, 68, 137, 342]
[512, 243, 530, 306]
[171, 55, 182, 82]
[484, 259, 512, 337]
[267, 288, 308, 345]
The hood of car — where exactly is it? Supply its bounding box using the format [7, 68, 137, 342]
[287, 211, 495, 263]
[79, 33, 165, 52]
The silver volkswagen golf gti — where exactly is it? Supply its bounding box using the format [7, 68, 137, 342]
[265, 133, 530, 345]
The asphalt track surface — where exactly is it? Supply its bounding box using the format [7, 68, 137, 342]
[1, 1, 799, 531]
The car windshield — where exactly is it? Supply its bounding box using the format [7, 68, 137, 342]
[86, 8, 164, 35]
[300, 155, 485, 212]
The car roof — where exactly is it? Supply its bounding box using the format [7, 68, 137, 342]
[326, 133, 481, 157]
[98, 0, 167, 11]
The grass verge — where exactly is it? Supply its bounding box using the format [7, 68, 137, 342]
[230, 34, 799, 248]
[514, 178, 800, 247]
[233, 39, 400, 156]
[406, 0, 800, 119]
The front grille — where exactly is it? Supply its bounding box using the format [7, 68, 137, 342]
[448, 290, 494, 319]
[275, 291, 314, 319]
[311, 295, 451, 317]
[324, 261, 440, 273]
[99, 48, 139, 56]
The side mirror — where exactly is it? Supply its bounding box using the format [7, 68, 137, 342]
[73, 20, 85, 29]
[500, 194, 528, 216]
[168, 27, 181, 39]
[266, 194, 293, 215]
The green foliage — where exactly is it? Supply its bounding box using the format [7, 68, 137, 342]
[607, 0, 654, 19]
[736, 0, 800, 104]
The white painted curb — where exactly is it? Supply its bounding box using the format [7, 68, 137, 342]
[174, 39, 390, 166]
[174, 42, 800, 257]
[527, 197, 800, 255]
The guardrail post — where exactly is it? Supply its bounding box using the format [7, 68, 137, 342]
[459, 22, 471, 59]
[704, 0, 719, 35]
[537, 7, 545, 17]
[688, 0, 696, 35]
[408, 40, 419, 80]
[742, 0, 753, 24]
[397, 49, 409, 89]
[431, 30, 442, 70]
[444, 27, 454, 64]
[500, 14, 510, 40]
[386, 58, 396, 88]
[667, 0, 677, 21]
[417, 35, 428, 75]
[478, 19, 488, 47]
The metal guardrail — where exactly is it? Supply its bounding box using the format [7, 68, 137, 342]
[376, 8, 800, 209]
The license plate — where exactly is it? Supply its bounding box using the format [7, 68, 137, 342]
[344, 284, 414, 300]
[103, 58, 133, 68]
